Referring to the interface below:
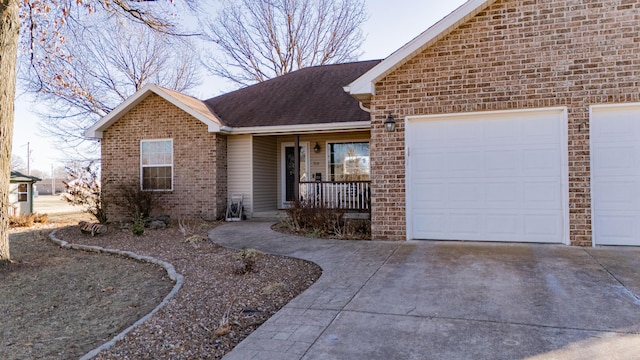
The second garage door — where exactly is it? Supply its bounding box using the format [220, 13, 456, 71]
[406, 108, 568, 243]
[591, 104, 640, 246]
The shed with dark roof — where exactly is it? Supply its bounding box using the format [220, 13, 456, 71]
[9, 171, 41, 216]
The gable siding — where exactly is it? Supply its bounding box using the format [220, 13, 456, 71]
[370, 0, 640, 245]
[252, 136, 278, 212]
[101, 93, 226, 221]
[227, 135, 253, 216]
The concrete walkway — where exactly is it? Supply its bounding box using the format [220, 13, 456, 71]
[210, 222, 640, 360]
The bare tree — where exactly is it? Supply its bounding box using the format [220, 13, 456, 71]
[1, 0, 185, 264]
[21, 14, 201, 158]
[203, 0, 367, 86]
[10, 155, 26, 172]
[0, 0, 21, 265]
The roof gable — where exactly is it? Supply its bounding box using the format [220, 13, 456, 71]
[84, 84, 224, 139]
[345, 0, 497, 103]
[10, 171, 41, 183]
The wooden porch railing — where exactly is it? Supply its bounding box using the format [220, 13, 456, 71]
[299, 181, 371, 210]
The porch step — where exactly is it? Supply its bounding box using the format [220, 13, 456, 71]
[251, 211, 288, 221]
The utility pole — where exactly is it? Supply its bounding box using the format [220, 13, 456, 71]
[51, 164, 55, 195]
[26, 142, 30, 175]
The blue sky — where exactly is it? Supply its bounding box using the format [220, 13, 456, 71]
[12, 0, 467, 173]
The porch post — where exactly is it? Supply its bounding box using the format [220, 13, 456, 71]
[294, 135, 300, 201]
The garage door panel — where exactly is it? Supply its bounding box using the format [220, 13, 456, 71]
[446, 119, 484, 144]
[594, 179, 639, 210]
[594, 213, 638, 245]
[592, 145, 639, 176]
[485, 182, 518, 206]
[413, 210, 562, 243]
[522, 115, 562, 144]
[408, 109, 566, 244]
[524, 214, 562, 237]
[523, 149, 562, 176]
[486, 214, 520, 236]
[448, 182, 482, 205]
[486, 151, 519, 173]
[592, 105, 640, 246]
[413, 211, 447, 236]
[447, 151, 484, 174]
[413, 182, 446, 206]
[592, 108, 640, 141]
[414, 151, 445, 175]
[524, 181, 562, 208]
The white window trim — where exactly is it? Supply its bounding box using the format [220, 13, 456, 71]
[140, 138, 174, 191]
[324, 140, 371, 182]
[17, 183, 28, 202]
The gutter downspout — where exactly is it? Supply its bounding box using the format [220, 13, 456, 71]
[294, 135, 300, 202]
[359, 101, 371, 113]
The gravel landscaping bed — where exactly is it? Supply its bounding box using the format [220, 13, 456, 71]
[55, 220, 322, 359]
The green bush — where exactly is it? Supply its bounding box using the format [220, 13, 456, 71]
[131, 220, 145, 236]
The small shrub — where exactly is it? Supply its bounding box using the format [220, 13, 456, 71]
[33, 213, 49, 224]
[9, 213, 35, 228]
[131, 220, 145, 236]
[183, 234, 207, 244]
[285, 199, 345, 236]
[261, 282, 288, 295]
[280, 199, 371, 239]
[117, 183, 159, 223]
[233, 248, 262, 274]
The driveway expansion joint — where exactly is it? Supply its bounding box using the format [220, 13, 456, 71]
[583, 248, 640, 306]
[335, 309, 640, 336]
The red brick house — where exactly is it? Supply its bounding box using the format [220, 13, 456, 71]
[87, 0, 640, 247]
[345, 0, 640, 246]
[85, 61, 380, 223]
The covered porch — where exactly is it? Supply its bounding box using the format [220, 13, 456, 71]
[226, 130, 371, 219]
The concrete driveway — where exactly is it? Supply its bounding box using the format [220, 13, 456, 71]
[210, 222, 640, 360]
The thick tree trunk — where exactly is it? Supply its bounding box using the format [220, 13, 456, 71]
[0, 0, 19, 265]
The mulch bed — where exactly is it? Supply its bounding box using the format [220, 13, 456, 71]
[1, 215, 322, 359]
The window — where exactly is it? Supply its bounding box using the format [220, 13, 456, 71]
[141, 139, 173, 190]
[328, 142, 370, 181]
[17, 184, 28, 202]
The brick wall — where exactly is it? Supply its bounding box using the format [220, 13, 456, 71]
[370, 0, 640, 245]
[102, 93, 227, 222]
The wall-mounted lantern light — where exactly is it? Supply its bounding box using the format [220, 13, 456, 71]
[313, 142, 321, 153]
[384, 114, 396, 132]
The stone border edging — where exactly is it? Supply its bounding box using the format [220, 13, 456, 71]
[48, 229, 185, 360]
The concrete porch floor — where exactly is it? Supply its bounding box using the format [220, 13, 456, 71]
[209, 221, 640, 360]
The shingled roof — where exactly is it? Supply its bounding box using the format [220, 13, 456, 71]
[205, 60, 381, 128]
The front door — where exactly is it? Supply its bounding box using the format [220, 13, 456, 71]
[281, 142, 309, 207]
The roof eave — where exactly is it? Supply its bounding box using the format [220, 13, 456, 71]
[346, 0, 497, 99]
[227, 121, 371, 135]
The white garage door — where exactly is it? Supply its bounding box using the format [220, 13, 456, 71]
[406, 108, 567, 243]
[591, 104, 640, 246]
